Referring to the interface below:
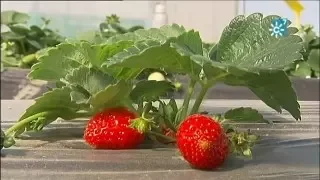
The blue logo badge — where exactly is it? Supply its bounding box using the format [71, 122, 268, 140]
[269, 18, 289, 38]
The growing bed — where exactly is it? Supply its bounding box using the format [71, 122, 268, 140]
[1, 100, 319, 179]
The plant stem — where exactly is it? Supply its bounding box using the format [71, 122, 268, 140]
[137, 101, 144, 114]
[180, 79, 196, 120]
[5, 111, 53, 136]
[190, 85, 210, 114]
[148, 131, 176, 143]
[5, 111, 92, 136]
[190, 73, 229, 114]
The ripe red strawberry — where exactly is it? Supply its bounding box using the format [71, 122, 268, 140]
[176, 114, 229, 169]
[84, 107, 145, 149]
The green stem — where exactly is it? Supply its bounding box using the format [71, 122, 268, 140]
[5, 111, 53, 136]
[190, 85, 210, 114]
[5, 111, 92, 136]
[148, 131, 176, 143]
[137, 101, 144, 114]
[180, 79, 196, 120]
[190, 73, 229, 114]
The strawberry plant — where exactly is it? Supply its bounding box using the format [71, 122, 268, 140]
[1, 10, 65, 69]
[1, 13, 304, 169]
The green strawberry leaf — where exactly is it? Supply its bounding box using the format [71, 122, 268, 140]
[158, 100, 178, 132]
[8, 24, 30, 35]
[224, 70, 301, 120]
[70, 91, 88, 104]
[62, 66, 132, 112]
[168, 98, 178, 114]
[103, 25, 194, 81]
[106, 24, 186, 44]
[195, 14, 303, 82]
[198, 13, 303, 120]
[26, 39, 43, 49]
[248, 71, 301, 120]
[89, 80, 132, 112]
[19, 87, 80, 122]
[104, 30, 204, 80]
[64, 66, 115, 96]
[29, 42, 94, 81]
[36, 47, 53, 58]
[4, 88, 78, 139]
[91, 41, 133, 68]
[3, 87, 87, 148]
[171, 30, 203, 56]
[130, 80, 174, 103]
[216, 13, 303, 70]
[29, 25, 46, 38]
[224, 107, 270, 123]
[29, 41, 134, 81]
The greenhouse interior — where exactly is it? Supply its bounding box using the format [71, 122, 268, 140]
[1, 1, 319, 180]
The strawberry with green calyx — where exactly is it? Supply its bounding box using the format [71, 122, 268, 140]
[228, 130, 259, 158]
[176, 114, 229, 169]
[215, 115, 260, 158]
[84, 107, 145, 149]
[176, 114, 258, 170]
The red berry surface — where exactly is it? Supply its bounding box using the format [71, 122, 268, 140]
[84, 107, 145, 149]
[176, 114, 229, 169]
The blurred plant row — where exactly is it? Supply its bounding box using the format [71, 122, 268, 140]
[1, 10, 319, 79]
[0, 10, 184, 94]
[1, 11, 64, 70]
[284, 25, 320, 78]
